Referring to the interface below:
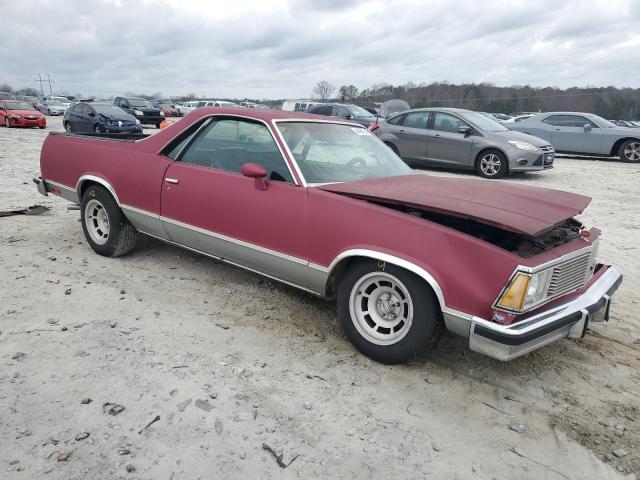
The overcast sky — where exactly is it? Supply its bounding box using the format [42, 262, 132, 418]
[2, 0, 639, 99]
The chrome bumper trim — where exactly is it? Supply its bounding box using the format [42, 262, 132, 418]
[33, 176, 48, 196]
[468, 266, 622, 361]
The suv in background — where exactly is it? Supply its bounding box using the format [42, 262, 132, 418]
[114, 96, 164, 128]
[0, 92, 17, 100]
[306, 103, 377, 127]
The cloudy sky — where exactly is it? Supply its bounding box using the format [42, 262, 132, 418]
[2, 0, 639, 99]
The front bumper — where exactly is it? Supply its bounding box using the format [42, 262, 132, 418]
[33, 176, 48, 196]
[104, 124, 142, 133]
[509, 149, 555, 172]
[468, 266, 622, 361]
[134, 115, 164, 125]
[7, 117, 46, 127]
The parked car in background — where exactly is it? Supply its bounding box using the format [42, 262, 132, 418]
[509, 112, 640, 162]
[306, 103, 377, 127]
[37, 99, 67, 116]
[281, 99, 319, 112]
[0, 100, 46, 128]
[157, 103, 180, 117]
[45, 96, 72, 109]
[503, 114, 535, 124]
[240, 101, 258, 108]
[371, 108, 554, 178]
[363, 106, 380, 117]
[114, 96, 164, 128]
[203, 100, 237, 108]
[34, 107, 621, 363]
[609, 120, 639, 128]
[0, 92, 17, 100]
[64, 102, 142, 134]
[175, 101, 200, 116]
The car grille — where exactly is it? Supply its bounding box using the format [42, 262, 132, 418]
[540, 145, 553, 152]
[545, 246, 597, 299]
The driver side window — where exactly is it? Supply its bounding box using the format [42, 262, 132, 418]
[180, 118, 294, 183]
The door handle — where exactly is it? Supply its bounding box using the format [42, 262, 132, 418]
[165, 178, 179, 184]
[554, 128, 560, 131]
[399, 129, 405, 133]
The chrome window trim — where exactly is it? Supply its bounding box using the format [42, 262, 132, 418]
[156, 113, 301, 186]
[492, 242, 598, 314]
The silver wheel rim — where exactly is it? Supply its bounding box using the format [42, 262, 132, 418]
[480, 153, 502, 176]
[84, 199, 110, 245]
[623, 142, 640, 162]
[349, 272, 413, 346]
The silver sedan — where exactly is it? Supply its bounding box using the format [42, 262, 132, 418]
[509, 112, 640, 163]
[371, 108, 554, 178]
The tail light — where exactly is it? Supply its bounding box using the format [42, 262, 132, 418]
[368, 123, 379, 132]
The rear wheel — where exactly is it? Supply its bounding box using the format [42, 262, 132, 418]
[337, 260, 443, 364]
[384, 142, 400, 156]
[80, 185, 138, 257]
[619, 139, 640, 163]
[476, 149, 508, 178]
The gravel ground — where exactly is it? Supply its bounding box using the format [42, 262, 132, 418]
[1, 116, 639, 479]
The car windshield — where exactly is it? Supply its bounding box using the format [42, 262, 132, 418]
[93, 104, 128, 114]
[128, 99, 152, 108]
[458, 111, 509, 132]
[346, 105, 375, 117]
[47, 100, 62, 106]
[277, 122, 413, 184]
[5, 102, 32, 110]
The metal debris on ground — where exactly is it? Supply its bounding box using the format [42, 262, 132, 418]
[126, 464, 136, 473]
[138, 414, 161, 434]
[56, 452, 71, 462]
[118, 448, 131, 456]
[176, 399, 192, 412]
[75, 432, 90, 441]
[80, 397, 92, 404]
[103, 402, 125, 416]
[215, 419, 223, 435]
[0, 204, 50, 217]
[262, 443, 299, 469]
[195, 399, 213, 412]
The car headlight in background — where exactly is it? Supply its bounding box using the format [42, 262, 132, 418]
[507, 140, 537, 151]
[495, 269, 553, 312]
[133, 109, 143, 116]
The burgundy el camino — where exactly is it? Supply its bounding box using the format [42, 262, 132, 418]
[34, 108, 622, 363]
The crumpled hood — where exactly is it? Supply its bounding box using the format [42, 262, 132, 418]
[317, 174, 591, 237]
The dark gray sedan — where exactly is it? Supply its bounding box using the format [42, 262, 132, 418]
[371, 108, 554, 178]
[509, 112, 640, 163]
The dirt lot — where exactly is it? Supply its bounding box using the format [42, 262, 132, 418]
[1, 116, 639, 479]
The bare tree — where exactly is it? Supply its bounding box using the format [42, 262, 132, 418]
[345, 85, 358, 100]
[312, 81, 336, 102]
[0, 83, 13, 92]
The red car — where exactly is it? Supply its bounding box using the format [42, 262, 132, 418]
[34, 108, 622, 363]
[158, 104, 180, 117]
[1, 100, 46, 128]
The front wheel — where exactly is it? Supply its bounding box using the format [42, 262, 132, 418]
[476, 149, 508, 179]
[337, 260, 443, 364]
[619, 139, 640, 163]
[94, 124, 105, 134]
[80, 185, 138, 257]
[64, 122, 72, 133]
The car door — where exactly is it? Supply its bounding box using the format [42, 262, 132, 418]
[546, 115, 603, 154]
[392, 111, 429, 162]
[159, 117, 312, 288]
[426, 112, 474, 166]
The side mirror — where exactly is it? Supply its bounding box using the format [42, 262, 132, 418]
[88, 112, 95, 117]
[458, 125, 472, 136]
[584, 124, 592, 132]
[241, 162, 268, 190]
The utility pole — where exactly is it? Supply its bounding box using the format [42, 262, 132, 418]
[47, 75, 54, 97]
[34, 74, 45, 96]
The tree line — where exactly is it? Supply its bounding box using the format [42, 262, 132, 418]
[312, 81, 640, 120]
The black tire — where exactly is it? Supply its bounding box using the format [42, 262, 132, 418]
[94, 124, 104, 134]
[618, 139, 640, 163]
[337, 259, 443, 364]
[476, 149, 508, 179]
[80, 185, 137, 257]
[64, 122, 72, 133]
[384, 141, 400, 156]
[156, 122, 162, 129]
[39, 125, 45, 129]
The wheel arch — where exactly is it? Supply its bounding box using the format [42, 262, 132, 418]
[76, 175, 120, 205]
[322, 249, 445, 310]
[610, 137, 640, 157]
